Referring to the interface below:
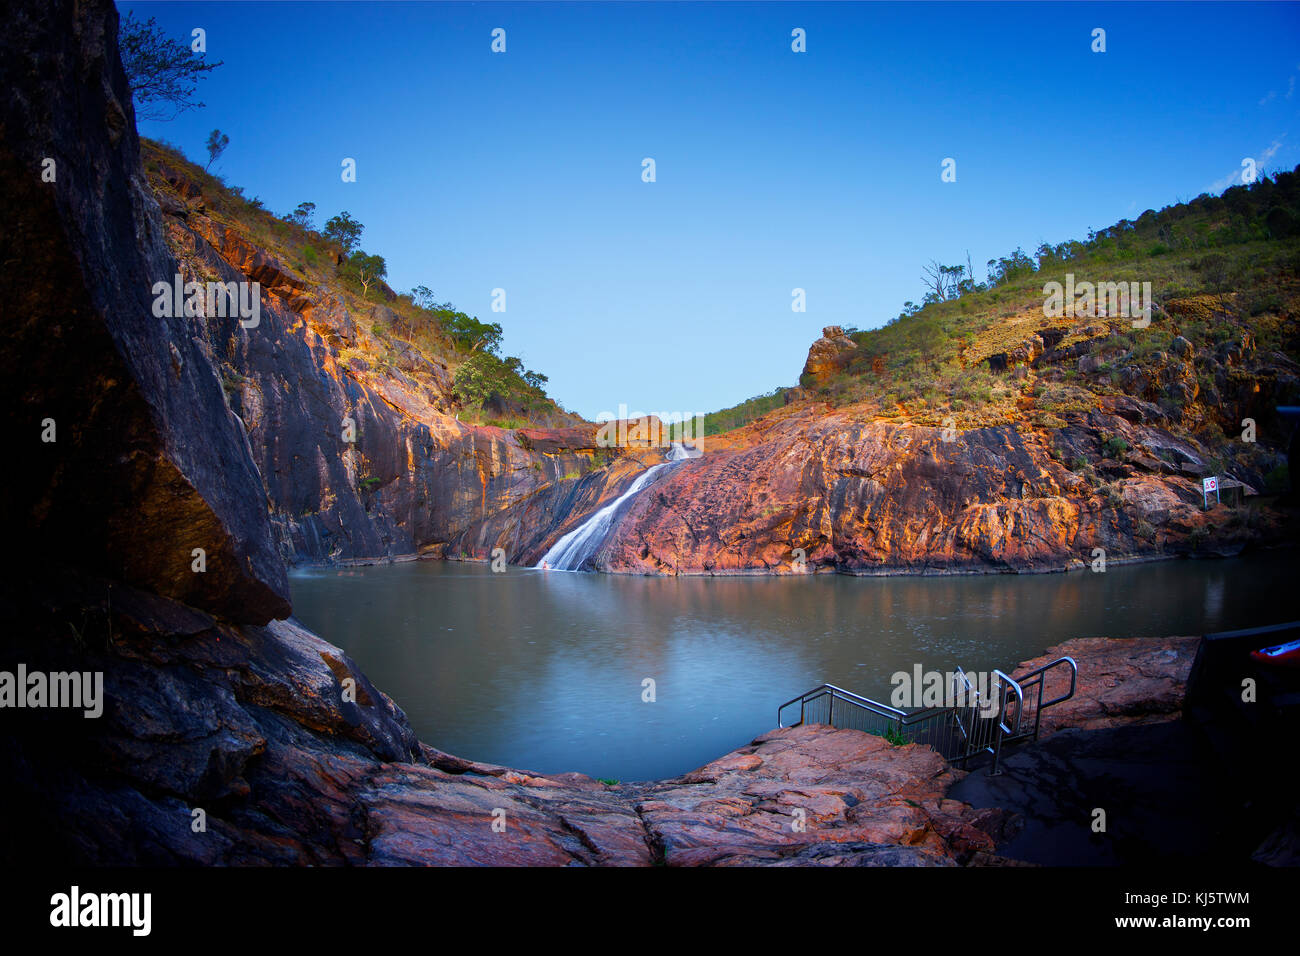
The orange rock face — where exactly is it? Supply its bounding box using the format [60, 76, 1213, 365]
[147, 158, 673, 567]
[634, 724, 995, 866]
[1013, 635, 1200, 737]
[801, 325, 858, 387]
[594, 404, 1253, 575]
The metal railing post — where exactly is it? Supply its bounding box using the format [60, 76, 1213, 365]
[990, 679, 1006, 775]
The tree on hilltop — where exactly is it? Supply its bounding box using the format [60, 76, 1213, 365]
[287, 202, 316, 230]
[119, 13, 224, 122]
[205, 129, 229, 170]
[323, 212, 363, 255]
[343, 251, 387, 298]
[920, 260, 967, 303]
[410, 285, 437, 311]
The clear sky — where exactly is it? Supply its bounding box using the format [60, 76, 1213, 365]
[121, 1, 1300, 420]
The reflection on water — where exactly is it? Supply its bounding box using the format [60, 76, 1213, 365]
[290, 551, 1299, 781]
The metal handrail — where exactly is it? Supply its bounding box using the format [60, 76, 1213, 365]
[1005, 656, 1077, 742]
[996, 669, 1023, 736]
[989, 669, 1022, 775]
[778, 684, 883, 728]
[777, 683, 951, 728]
[777, 658, 1074, 774]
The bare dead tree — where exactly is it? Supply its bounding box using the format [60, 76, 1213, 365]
[921, 260, 950, 302]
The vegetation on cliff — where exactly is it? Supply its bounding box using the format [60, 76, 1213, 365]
[706, 173, 1299, 495]
[831, 170, 1299, 419]
[605, 175, 1300, 576]
[118, 11, 223, 121]
[141, 138, 570, 430]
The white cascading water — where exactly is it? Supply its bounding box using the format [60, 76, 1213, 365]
[535, 442, 698, 572]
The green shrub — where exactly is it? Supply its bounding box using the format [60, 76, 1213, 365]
[1264, 463, 1290, 494]
[703, 387, 787, 435]
[1101, 482, 1124, 507]
[876, 723, 908, 746]
[1101, 436, 1129, 458]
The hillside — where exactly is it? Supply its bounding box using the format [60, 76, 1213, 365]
[145, 135, 1299, 574]
[142, 138, 573, 430]
[598, 180, 1300, 574]
[713, 174, 1300, 476]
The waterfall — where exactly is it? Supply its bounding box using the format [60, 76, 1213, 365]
[536, 443, 698, 572]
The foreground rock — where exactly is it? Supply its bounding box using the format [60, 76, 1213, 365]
[948, 721, 1241, 866]
[947, 633, 1300, 865]
[4, 576, 1185, 867]
[1013, 635, 1199, 737]
[2, 0, 287, 622]
[0, 572, 982, 866]
[628, 725, 1015, 866]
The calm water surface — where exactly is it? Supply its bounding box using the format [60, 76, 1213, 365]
[290, 552, 1299, 781]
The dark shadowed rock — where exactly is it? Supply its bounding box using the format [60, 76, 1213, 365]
[1, 0, 288, 623]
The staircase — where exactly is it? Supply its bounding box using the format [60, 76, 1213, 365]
[777, 657, 1078, 774]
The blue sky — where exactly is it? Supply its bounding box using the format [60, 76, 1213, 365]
[121, 1, 1300, 420]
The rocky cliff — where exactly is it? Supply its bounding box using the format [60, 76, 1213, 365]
[596, 395, 1289, 574]
[1, 0, 1293, 869]
[590, 273, 1298, 576]
[1, 0, 287, 623]
[133, 64, 1298, 580]
[144, 147, 666, 567]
